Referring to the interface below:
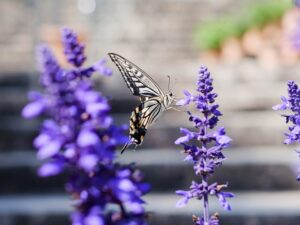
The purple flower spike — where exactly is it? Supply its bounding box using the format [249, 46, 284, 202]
[61, 28, 86, 67]
[175, 66, 233, 225]
[274, 80, 300, 181]
[23, 28, 149, 225]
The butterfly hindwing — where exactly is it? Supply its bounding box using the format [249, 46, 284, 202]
[140, 98, 162, 125]
[108, 53, 164, 97]
[128, 97, 162, 146]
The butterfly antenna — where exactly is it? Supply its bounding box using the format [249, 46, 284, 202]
[167, 75, 172, 93]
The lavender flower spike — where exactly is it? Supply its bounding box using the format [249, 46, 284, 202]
[273, 80, 300, 180]
[61, 27, 86, 67]
[22, 28, 150, 225]
[175, 66, 234, 225]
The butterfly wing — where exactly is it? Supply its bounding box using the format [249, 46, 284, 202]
[121, 97, 163, 153]
[108, 53, 166, 153]
[108, 53, 164, 97]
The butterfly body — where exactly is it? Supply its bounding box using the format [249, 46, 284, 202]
[108, 53, 173, 152]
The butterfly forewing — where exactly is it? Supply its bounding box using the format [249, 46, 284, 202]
[108, 53, 164, 97]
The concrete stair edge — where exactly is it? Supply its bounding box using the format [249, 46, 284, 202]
[1, 191, 300, 216]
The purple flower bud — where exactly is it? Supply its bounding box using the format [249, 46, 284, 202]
[118, 179, 136, 192]
[38, 161, 64, 177]
[193, 215, 219, 225]
[37, 140, 61, 160]
[217, 191, 234, 211]
[176, 190, 191, 207]
[84, 215, 104, 225]
[272, 96, 289, 111]
[78, 154, 98, 172]
[93, 59, 113, 76]
[77, 130, 100, 147]
[22, 100, 45, 118]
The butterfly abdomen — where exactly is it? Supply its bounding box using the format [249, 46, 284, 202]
[131, 127, 147, 145]
[129, 104, 147, 145]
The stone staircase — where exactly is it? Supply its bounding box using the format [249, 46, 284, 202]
[1, 0, 299, 224]
[1, 59, 300, 225]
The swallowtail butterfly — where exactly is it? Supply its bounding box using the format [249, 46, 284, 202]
[108, 53, 174, 153]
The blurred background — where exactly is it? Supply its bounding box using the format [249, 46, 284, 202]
[1, 0, 300, 224]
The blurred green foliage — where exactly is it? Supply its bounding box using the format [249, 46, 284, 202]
[194, 0, 292, 50]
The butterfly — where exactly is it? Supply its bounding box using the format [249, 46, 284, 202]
[108, 53, 174, 153]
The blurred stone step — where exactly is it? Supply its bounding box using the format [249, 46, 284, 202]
[0, 89, 29, 116]
[0, 73, 31, 88]
[0, 109, 289, 150]
[0, 73, 32, 116]
[0, 117, 39, 151]
[1, 191, 300, 225]
[0, 147, 298, 194]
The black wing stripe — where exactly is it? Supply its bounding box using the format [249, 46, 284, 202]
[117, 61, 158, 96]
[149, 104, 161, 124]
[141, 99, 160, 117]
[114, 61, 137, 94]
[109, 53, 164, 97]
[141, 103, 161, 126]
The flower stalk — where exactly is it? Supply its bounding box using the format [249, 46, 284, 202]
[203, 178, 209, 225]
[273, 80, 300, 181]
[22, 28, 150, 225]
[175, 66, 234, 225]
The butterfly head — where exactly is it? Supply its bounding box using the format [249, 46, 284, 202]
[164, 75, 175, 107]
[163, 92, 175, 108]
